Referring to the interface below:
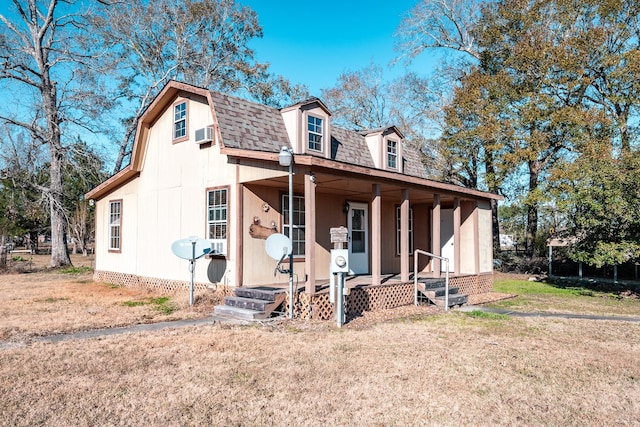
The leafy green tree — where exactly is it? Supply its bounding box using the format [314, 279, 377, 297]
[554, 146, 640, 268]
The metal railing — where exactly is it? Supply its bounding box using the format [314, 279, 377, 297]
[414, 249, 451, 311]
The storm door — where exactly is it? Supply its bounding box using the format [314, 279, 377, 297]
[347, 202, 369, 274]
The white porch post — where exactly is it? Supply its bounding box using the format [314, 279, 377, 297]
[371, 183, 381, 286]
[473, 201, 480, 274]
[401, 189, 410, 282]
[235, 183, 244, 287]
[454, 197, 461, 275]
[432, 194, 441, 277]
[304, 171, 316, 295]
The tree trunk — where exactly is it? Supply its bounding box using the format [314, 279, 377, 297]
[43, 79, 71, 268]
[525, 162, 539, 257]
[491, 199, 500, 254]
[49, 144, 71, 267]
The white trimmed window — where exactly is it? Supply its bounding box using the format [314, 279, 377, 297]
[307, 115, 323, 151]
[207, 188, 228, 255]
[174, 101, 187, 140]
[282, 194, 305, 256]
[396, 206, 413, 255]
[108, 200, 122, 251]
[387, 139, 398, 169]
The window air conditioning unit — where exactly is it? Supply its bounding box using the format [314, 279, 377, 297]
[195, 127, 213, 144]
[210, 239, 227, 256]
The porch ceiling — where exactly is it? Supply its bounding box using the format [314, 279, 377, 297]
[248, 172, 461, 205]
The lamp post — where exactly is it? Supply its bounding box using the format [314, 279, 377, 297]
[278, 146, 294, 319]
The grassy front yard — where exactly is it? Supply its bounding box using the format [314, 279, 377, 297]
[491, 276, 640, 316]
[0, 266, 639, 426]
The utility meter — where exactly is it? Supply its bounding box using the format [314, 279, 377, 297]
[330, 249, 349, 274]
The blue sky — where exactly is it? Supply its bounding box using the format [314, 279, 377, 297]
[243, 0, 432, 95]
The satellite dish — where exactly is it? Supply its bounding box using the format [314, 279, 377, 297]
[265, 233, 292, 260]
[171, 237, 211, 260]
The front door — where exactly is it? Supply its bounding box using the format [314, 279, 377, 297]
[348, 202, 369, 274]
[441, 209, 454, 272]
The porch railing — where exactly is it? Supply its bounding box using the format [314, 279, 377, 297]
[413, 249, 451, 312]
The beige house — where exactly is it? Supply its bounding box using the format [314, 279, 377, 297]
[86, 81, 501, 319]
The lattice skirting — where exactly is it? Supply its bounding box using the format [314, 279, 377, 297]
[95, 270, 493, 320]
[450, 273, 494, 295]
[93, 270, 234, 299]
[288, 274, 494, 320]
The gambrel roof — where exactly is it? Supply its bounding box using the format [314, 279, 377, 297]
[86, 81, 500, 202]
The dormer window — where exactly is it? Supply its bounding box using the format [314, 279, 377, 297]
[174, 101, 187, 140]
[387, 139, 398, 169]
[308, 115, 323, 151]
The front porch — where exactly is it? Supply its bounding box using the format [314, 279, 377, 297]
[217, 272, 495, 320]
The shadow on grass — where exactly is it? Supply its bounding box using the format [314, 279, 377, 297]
[545, 275, 640, 298]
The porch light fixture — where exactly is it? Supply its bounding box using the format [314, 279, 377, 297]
[278, 146, 294, 319]
[343, 202, 350, 214]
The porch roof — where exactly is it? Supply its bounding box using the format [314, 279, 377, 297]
[222, 146, 502, 203]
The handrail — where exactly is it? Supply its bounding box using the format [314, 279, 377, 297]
[413, 249, 450, 312]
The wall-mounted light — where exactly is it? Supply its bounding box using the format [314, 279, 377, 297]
[309, 172, 316, 183]
[343, 202, 350, 214]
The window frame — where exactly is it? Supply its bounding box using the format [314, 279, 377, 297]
[396, 206, 414, 256]
[108, 199, 122, 253]
[173, 100, 188, 142]
[206, 186, 229, 257]
[282, 193, 305, 257]
[387, 139, 398, 169]
[307, 115, 323, 152]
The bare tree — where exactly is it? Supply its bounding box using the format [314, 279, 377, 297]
[0, 0, 74, 266]
[88, 0, 303, 174]
[394, 0, 482, 63]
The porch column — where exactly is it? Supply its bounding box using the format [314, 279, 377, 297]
[371, 183, 381, 286]
[473, 201, 480, 274]
[304, 171, 316, 294]
[401, 189, 410, 282]
[432, 194, 441, 276]
[454, 197, 461, 275]
[235, 183, 244, 287]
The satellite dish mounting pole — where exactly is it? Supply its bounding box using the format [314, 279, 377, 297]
[189, 237, 197, 306]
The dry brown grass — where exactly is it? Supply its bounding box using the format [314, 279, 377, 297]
[0, 255, 219, 341]
[1, 261, 639, 426]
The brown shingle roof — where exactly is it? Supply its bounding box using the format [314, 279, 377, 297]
[402, 142, 428, 179]
[209, 91, 426, 178]
[330, 126, 376, 168]
[209, 91, 290, 152]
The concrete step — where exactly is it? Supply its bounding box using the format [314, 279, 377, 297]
[434, 293, 468, 308]
[416, 279, 447, 290]
[224, 296, 273, 311]
[235, 286, 286, 302]
[429, 286, 460, 297]
[213, 305, 268, 320]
